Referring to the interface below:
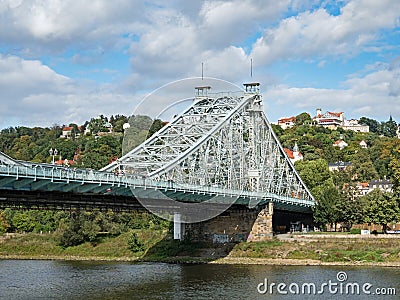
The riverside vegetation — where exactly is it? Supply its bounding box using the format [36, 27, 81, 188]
[1, 112, 400, 263]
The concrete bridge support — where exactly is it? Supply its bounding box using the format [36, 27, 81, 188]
[179, 203, 274, 243]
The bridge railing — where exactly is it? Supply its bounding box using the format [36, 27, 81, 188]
[0, 163, 135, 186]
[137, 178, 315, 207]
[0, 163, 315, 208]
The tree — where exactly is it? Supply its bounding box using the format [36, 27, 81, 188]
[56, 211, 101, 247]
[122, 115, 154, 154]
[110, 115, 129, 133]
[127, 232, 145, 252]
[11, 211, 36, 232]
[337, 183, 367, 230]
[0, 210, 11, 233]
[359, 117, 380, 133]
[350, 149, 378, 181]
[87, 117, 109, 134]
[271, 124, 284, 137]
[147, 119, 166, 138]
[389, 144, 400, 197]
[363, 189, 400, 233]
[312, 187, 341, 230]
[295, 159, 333, 192]
[380, 116, 397, 138]
[295, 112, 312, 125]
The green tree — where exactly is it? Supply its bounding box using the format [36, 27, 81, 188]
[337, 183, 367, 230]
[122, 115, 154, 154]
[359, 117, 380, 133]
[110, 115, 129, 133]
[127, 232, 145, 252]
[295, 112, 312, 125]
[56, 211, 101, 247]
[389, 144, 400, 197]
[363, 189, 400, 233]
[380, 116, 397, 138]
[312, 187, 341, 230]
[350, 149, 378, 181]
[295, 159, 333, 192]
[11, 211, 36, 232]
[11, 135, 38, 161]
[147, 119, 166, 138]
[0, 210, 11, 233]
[88, 117, 108, 134]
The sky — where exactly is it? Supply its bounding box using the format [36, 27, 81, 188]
[0, 0, 399, 129]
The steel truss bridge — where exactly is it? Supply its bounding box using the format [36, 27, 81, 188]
[0, 83, 315, 214]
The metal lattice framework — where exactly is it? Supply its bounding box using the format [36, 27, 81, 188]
[0, 152, 22, 166]
[102, 83, 314, 203]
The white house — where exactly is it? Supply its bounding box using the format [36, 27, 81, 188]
[333, 139, 348, 150]
[278, 116, 296, 129]
[284, 143, 303, 163]
[359, 140, 367, 149]
[314, 108, 344, 129]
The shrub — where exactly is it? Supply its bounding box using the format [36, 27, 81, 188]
[128, 232, 145, 252]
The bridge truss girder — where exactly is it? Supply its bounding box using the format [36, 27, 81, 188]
[102, 86, 315, 204]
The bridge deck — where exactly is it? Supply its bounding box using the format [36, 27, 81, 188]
[0, 162, 313, 213]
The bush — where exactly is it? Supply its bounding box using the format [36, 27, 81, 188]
[127, 232, 145, 252]
[350, 228, 361, 234]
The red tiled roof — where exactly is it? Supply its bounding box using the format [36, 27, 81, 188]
[278, 116, 296, 123]
[284, 148, 302, 159]
[327, 111, 343, 117]
[55, 159, 75, 165]
[333, 139, 345, 145]
[63, 126, 84, 131]
[284, 148, 294, 159]
[358, 182, 369, 188]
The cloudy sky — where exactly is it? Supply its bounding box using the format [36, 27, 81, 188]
[0, 0, 399, 129]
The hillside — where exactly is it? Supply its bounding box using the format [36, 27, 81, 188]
[0, 112, 400, 246]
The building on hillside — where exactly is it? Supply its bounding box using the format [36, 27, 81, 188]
[61, 126, 73, 138]
[397, 125, 400, 139]
[61, 126, 83, 138]
[341, 119, 369, 133]
[277, 116, 296, 129]
[359, 140, 367, 149]
[55, 158, 75, 167]
[333, 139, 348, 150]
[351, 179, 393, 197]
[313, 108, 344, 129]
[284, 142, 303, 163]
[328, 161, 353, 172]
[104, 121, 113, 133]
[356, 182, 370, 196]
[369, 179, 393, 193]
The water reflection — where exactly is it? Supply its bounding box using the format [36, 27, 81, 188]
[0, 260, 398, 299]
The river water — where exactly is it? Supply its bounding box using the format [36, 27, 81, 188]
[0, 260, 398, 299]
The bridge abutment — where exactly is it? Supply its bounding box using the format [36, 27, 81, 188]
[178, 203, 274, 243]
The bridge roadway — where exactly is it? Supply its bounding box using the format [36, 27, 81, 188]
[0, 159, 314, 213]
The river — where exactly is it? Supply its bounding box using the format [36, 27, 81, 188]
[0, 260, 398, 299]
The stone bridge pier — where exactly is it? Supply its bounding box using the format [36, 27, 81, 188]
[175, 203, 275, 243]
[174, 203, 314, 243]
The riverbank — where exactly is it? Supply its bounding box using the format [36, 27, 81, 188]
[2, 232, 400, 266]
[211, 257, 400, 267]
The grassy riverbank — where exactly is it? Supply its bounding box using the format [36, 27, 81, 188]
[2, 232, 400, 266]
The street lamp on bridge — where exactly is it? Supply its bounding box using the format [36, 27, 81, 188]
[49, 148, 58, 165]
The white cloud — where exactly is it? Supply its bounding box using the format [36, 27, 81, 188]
[198, 0, 289, 48]
[0, 0, 399, 129]
[251, 0, 400, 64]
[265, 59, 400, 122]
[128, 0, 290, 85]
[0, 55, 137, 128]
[0, 0, 145, 54]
